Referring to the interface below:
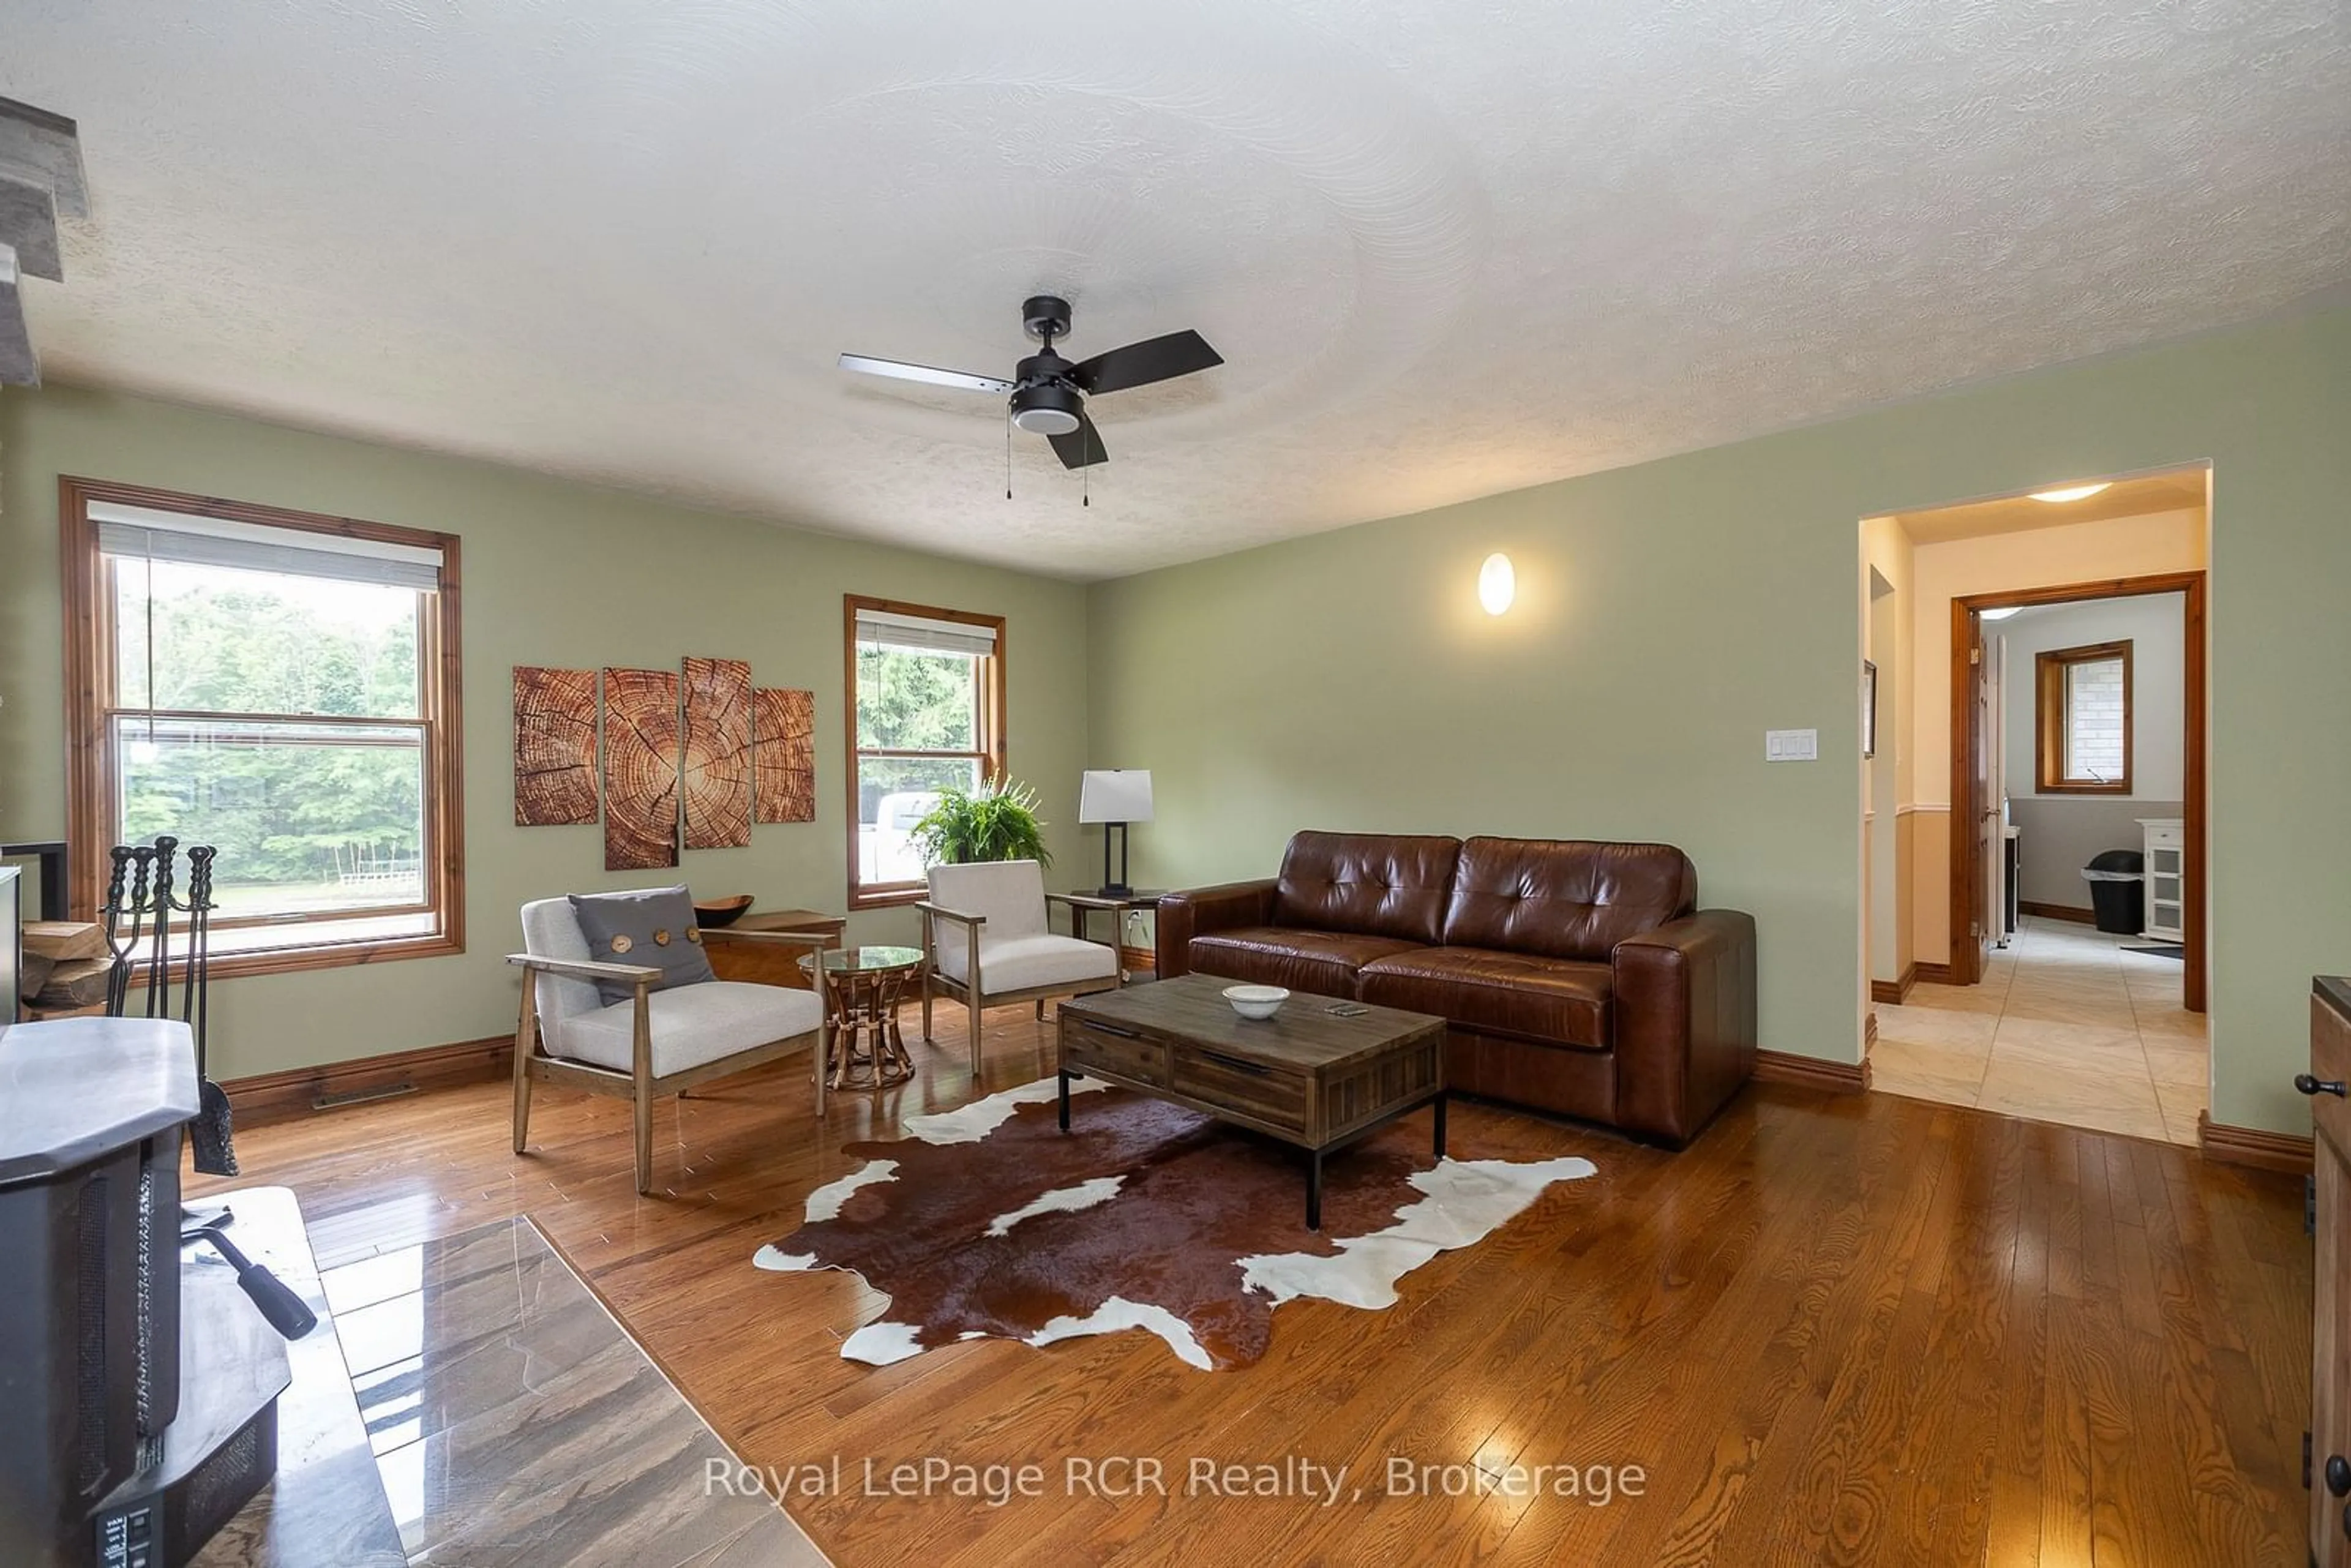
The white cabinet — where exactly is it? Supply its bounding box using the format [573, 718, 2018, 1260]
[2139, 817, 2185, 942]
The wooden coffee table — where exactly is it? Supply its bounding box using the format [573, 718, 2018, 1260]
[1056, 973, 1448, 1230]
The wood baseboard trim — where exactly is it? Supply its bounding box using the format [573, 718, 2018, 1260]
[2019, 901, 2098, 926]
[1913, 962, 1954, 986]
[1869, 964, 1917, 1007]
[224, 1035, 512, 1126]
[2196, 1111, 2313, 1176]
[1755, 1048, 1871, 1095]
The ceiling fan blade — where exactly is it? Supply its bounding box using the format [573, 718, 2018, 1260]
[838, 353, 1012, 394]
[1070, 329, 1223, 396]
[1047, 410, 1108, 470]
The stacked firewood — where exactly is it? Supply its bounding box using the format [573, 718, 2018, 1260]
[21, 920, 110, 1017]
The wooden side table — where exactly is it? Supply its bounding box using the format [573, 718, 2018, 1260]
[800, 945, 924, 1091]
[702, 907, 848, 990]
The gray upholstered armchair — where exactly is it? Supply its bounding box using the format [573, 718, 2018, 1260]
[509, 896, 831, 1194]
[916, 859, 1120, 1073]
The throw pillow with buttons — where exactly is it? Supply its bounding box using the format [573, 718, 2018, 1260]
[566, 885, 716, 1004]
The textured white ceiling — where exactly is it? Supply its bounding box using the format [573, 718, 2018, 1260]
[6, 1, 2347, 579]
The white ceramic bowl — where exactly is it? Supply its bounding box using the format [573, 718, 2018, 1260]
[1223, 984, 1290, 1020]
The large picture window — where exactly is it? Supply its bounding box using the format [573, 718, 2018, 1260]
[62, 478, 464, 973]
[844, 595, 1005, 909]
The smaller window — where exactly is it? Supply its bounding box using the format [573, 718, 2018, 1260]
[844, 596, 1006, 909]
[2035, 640, 2132, 793]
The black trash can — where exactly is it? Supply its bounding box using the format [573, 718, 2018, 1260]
[2081, 849, 2145, 934]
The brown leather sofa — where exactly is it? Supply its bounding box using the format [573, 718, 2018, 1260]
[1155, 831, 1757, 1146]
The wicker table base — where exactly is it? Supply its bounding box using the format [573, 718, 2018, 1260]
[801, 947, 922, 1091]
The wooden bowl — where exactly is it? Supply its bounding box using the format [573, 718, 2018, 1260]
[693, 894, 754, 928]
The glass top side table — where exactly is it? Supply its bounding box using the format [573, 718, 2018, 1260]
[798, 945, 924, 1090]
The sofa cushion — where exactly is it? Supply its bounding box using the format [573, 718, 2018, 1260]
[1357, 947, 1613, 1050]
[1271, 831, 1461, 945]
[566, 885, 716, 1003]
[1444, 1030, 1618, 1125]
[1441, 838, 1697, 962]
[1187, 926, 1426, 999]
[552, 980, 822, 1076]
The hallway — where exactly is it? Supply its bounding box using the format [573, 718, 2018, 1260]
[1870, 917, 2208, 1144]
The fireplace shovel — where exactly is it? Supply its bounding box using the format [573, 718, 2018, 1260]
[178, 846, 236, 1177]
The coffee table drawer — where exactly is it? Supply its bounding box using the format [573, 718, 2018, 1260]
[1172, 1044, 1307, 1133]
[1061, 1016, 1169, 1087]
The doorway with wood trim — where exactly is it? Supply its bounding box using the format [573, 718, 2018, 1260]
[1859, 467, 2211, 1145]
[1946, 571, 2206, 1008]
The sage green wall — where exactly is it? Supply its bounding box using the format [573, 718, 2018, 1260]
[1089, 305, 2351, 1137]
[0, 384, 1090, 1078]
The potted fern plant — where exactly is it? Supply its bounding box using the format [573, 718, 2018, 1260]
[909, 778, 1052, 868]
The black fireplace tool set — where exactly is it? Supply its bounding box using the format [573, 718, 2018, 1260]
[100, 836, 234, 1176]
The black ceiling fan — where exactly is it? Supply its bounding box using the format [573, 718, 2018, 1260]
[839, 295, 1221, 470]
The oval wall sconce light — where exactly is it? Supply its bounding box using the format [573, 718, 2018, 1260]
[1478, 552, 1515, 615]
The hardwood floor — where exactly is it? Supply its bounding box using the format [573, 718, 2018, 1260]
[192, 1005, 2313, 1566]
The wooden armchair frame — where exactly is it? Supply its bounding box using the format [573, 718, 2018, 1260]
[508, 926, 834, 1195]
[916, 893, 1122, 1073]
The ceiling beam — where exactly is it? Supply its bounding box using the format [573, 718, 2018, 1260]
[0, 243, 36, 385]
[0, 96, 87, 219]
[0, 96, 87, 386]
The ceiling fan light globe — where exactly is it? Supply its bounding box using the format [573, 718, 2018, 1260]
[1013, 406, 1082, 436]
[1009, 381, 1084, 437]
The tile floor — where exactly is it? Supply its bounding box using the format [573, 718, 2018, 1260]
[1870, 917, 2208, 1145]
[324, 1215, 830, 1567]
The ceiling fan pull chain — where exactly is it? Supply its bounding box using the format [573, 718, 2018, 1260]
[1006, 413, 1013, 500]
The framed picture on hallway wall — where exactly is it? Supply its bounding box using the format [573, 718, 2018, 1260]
[1862, 660, 1878, 759]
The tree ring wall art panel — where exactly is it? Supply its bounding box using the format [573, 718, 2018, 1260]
[752, 688, 816, 824]
[680, 656, 752, 850]
[602, 667, 682, 871]
[512, 666, 600, 826]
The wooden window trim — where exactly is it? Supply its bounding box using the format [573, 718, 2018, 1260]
[843, 594, 1007, 911]
[2034, 639, 2134, 795]
[61, 476, 466, 980]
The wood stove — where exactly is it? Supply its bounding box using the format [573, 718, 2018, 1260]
[0, 1017, 286, 1567]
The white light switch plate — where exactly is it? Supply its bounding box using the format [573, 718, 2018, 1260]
[1765, 729, 1819, 762]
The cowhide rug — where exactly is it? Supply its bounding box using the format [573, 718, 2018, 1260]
[754, 1078, 1594, 1370]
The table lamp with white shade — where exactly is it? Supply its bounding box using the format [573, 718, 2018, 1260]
[1078, 770, 1153, 897]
